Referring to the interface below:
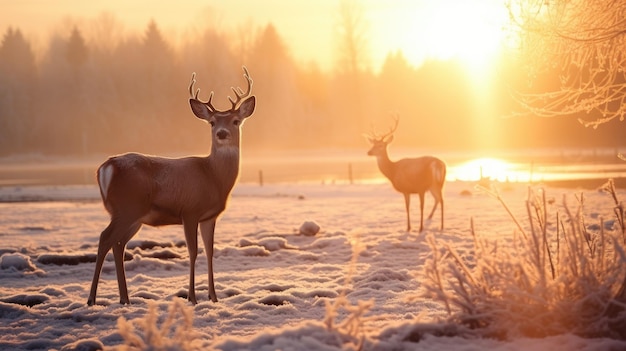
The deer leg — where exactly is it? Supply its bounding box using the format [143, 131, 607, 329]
[427, 188, 440, 220]
[183, 219, 199, 304]
[427, 200, 438, 220]
[88, 222, 115, 306]
[112, 221, 142, 305]
[427, 188, 444, 230]
[87, 219, 140, 306]
[427, 202, 439, 222]
[440, 197, 444, 230]
[403, 193, 411, 232]
[200, 218, 218, 302]
[418, 192, 426, 232]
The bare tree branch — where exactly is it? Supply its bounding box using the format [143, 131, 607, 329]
[507, 0, 626, 126]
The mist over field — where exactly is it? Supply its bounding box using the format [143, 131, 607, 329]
[1, 5, 625, 159]
[3, 1, 626, 351]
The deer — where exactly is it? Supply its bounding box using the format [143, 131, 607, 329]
[366, 115, 446, 232]
[87, 67, 256, 306]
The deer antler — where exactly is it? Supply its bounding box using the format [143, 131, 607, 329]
[228, 66, 253, 109]
[189, 72, 217, 113]
[189, 72, 199, 99]
[384, 113, 400, 138]
[368, 113, 400, 141]
[189, 67, 252, 112]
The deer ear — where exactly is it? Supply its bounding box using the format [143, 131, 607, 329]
[190, 99, 211, 120]
[237, 96, 256, 119]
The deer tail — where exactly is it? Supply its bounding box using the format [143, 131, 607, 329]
[97, 161, 115, 203]
[430, 159, 446, 186]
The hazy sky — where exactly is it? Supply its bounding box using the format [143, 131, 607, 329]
[0, 0, 510, 72]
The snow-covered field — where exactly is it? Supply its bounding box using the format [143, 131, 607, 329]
[1, 180, 626, 350]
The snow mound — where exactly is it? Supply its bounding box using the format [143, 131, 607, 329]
[299, 221, 320, 236]
[60, 339, 105, 351]
[0, 253, 37, 271]
[1, 294, 49, 307]
[37, 253, 96, 266]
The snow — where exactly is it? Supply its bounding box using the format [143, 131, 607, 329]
[0, 253, 38, 271]
[299, 221, 321, 236]
[1, 181, 626, 350]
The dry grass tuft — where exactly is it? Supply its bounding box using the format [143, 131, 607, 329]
[422, 179, 626, 339]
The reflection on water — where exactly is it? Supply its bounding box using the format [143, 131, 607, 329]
[449, 157, 626, 184]
[450, 157, 510, 182]
[1, 150, 626, 187]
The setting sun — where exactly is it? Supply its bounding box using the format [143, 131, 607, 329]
[419, 1, 507, 68]
[371, 0, 510, 75]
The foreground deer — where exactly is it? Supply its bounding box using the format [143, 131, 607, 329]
[366, 116, 446, 232]
[87, 67, 256, 305]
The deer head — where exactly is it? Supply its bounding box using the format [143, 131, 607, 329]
[189, 67, 256, 148]
[366, 114, 399, 157]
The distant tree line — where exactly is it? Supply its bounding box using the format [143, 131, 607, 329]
[0, 18, 624, 157]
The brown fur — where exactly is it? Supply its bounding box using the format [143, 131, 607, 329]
[87, 70, 255, 305]
[367, 135, 446, 232]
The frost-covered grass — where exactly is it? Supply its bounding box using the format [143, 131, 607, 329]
[423, 179, 626, 340]
[2, 181, 626, 350]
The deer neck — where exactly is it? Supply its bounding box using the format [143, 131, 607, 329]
[375, 148, 396, 180]
[207, 145, 240, 191]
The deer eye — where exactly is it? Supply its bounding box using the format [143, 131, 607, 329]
[233, 119, 241, 126]
[209, 120, 215, 127]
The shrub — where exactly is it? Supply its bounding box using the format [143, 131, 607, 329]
[422, 180, 626, 339]
[112, 299, 202, 351]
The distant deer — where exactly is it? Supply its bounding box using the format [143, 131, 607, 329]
[87, 67, 256, 305]
[366, 115, 446, 232]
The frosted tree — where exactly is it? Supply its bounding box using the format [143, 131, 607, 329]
[131, 20, 180, 151]
[66, 26, 89, 69]
[89, 12, 125, 54]
[247, 24, 302, 147]
[0, 27, 37, 153]
[507, 0, 626, 128]
[508, 1, 626, 335]
[332, 0, 373, 145]
[66, 26, 91, 155]
[334, 0, 370, 76]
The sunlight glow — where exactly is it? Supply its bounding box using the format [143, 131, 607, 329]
[0, 0, 514, 75]
[426, 2, 505, 62]
[396, 0, 510, 73]
[450, 157, 516, 182]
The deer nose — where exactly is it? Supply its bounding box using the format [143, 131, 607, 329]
[216, 129, 230, 140]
